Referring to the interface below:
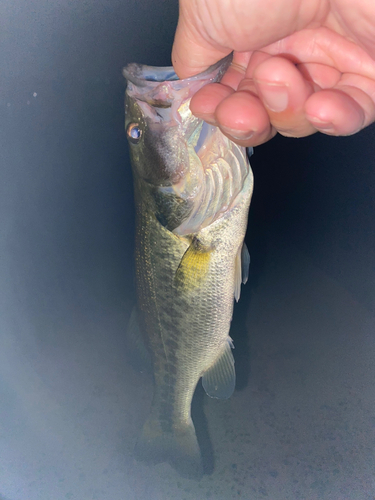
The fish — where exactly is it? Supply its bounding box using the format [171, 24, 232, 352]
[123, 55, 254, 479]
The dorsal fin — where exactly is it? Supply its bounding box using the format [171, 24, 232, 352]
[234, 242, 250, 302]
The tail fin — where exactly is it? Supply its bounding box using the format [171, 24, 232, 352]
[134, 414, 203, 479]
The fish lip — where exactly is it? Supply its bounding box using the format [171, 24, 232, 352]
[122, 65, 179, 88]
[123, 53, 232, 89]
[123, 54, 233, 109]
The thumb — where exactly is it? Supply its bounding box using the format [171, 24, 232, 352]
[172, 14, 231, 79]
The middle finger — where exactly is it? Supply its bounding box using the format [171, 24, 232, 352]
[253, 55, 317, 137]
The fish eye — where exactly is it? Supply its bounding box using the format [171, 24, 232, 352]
[127, 123, 142, 144]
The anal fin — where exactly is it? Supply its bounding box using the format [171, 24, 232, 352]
[202, 338, 235, 399]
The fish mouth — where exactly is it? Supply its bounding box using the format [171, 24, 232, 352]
[123, 54, 232, 107]
[123, 55, 233, 149]
[123, 54, 232, 118]
[122, 65, 179, 90]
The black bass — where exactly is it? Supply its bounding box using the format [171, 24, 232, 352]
[123, 56, 253, 479]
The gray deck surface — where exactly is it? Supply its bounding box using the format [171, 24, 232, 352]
[1, 235, 374, 500]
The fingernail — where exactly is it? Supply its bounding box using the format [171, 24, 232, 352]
[256, 81, 288, 112]
[307, 117, 336, 134]
[202, 117, 217, 126]
[221, 126, 254, 141]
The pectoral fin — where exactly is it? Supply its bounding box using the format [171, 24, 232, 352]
[202, 338, 235, 399]
[234, 242, 250, 302]
[175, 238, 212, 291]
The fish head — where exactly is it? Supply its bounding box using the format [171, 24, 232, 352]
[124, 55, 252, 235]
[124, 82, 193, 189]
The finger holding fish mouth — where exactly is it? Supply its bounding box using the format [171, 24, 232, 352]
[189, 48, 375, 147]
[190, 54, 312, 146]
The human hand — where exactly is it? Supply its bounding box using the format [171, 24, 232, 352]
[172, 0, 375, 146]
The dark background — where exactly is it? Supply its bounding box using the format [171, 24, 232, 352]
[2, 0, 373, 316]
[1, 0, 374, 498]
